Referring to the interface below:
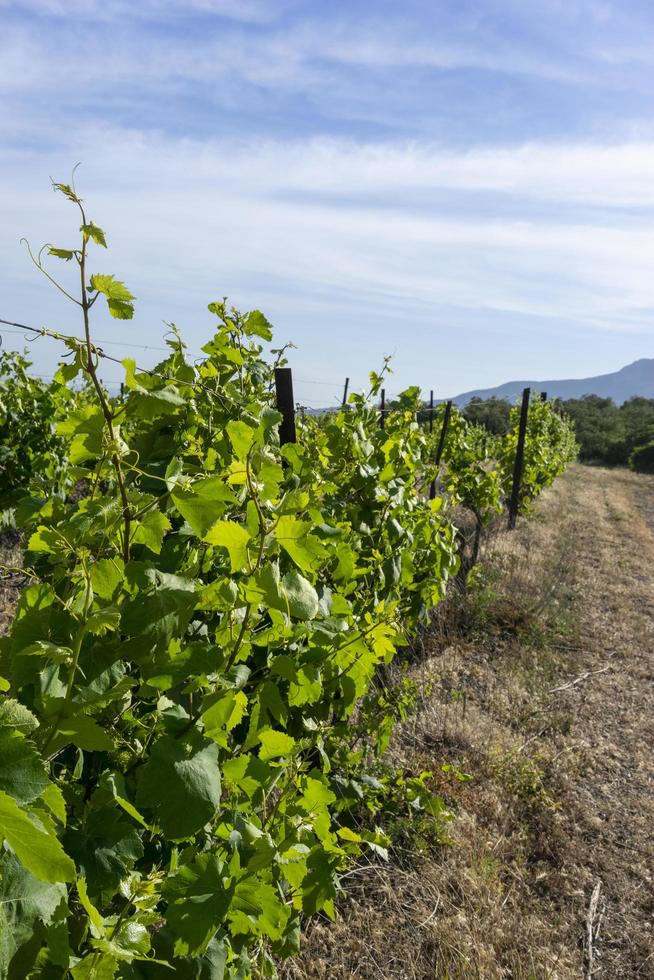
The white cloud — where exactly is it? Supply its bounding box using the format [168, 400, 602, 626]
[0, 0, 285, 23]
[0, 7, 602, 109]
[14, 127, 654, 209]
[3, 129, 654, 340]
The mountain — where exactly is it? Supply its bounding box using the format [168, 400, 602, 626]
[449, 358, 654, 407]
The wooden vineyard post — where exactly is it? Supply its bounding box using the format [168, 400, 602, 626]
[428, 390, 435, 498]
[275, 367, 296, 446]
[380, 388, 386, 429]
[435, 400, 453, 466]
[508, 387, 530, 530]
[541, 391, 548, 402]
[430, 399, 452, 500]
[342, 377, 350, 407]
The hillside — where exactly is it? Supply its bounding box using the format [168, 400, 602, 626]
[450, 357, 654, 407]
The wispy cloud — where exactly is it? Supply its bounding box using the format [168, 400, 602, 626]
[4, 1, 654, 156]
[2, 127, 654, 395]
[0, 0, 286, 23]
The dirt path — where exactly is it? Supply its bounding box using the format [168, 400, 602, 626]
[547, 466, 654, 977]
[284, 465, 654, 979]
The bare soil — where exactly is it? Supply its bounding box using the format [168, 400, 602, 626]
[283, 465, 654, 979]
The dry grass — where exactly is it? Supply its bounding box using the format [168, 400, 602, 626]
[282, 465, 654, 979]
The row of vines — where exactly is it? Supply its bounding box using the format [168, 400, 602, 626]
[0, 183, 577, 979]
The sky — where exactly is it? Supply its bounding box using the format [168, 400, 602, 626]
[2, 0, 654, 405]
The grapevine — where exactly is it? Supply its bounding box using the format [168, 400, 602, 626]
[0, 182, 576, 979]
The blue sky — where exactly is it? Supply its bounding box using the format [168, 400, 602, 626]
[2, 0, 654, 404]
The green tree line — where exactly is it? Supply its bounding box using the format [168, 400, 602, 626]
[460, 394, 654, 474]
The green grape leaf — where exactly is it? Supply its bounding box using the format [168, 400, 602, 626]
[77, 876, 104, 935]
[16, 640, 72, 665]
[85, 607, 121, 636]
[71, 955, 119, 979]
[333, 542, 357, 582]
[136, 735, 221, 839]
[245, 562, 284, 611]
[0, 729, 50, 804]
[55, 359, 82, 383]
[89, 274, 135, 320]
[0, 789, 76, 883]
[52, 181, 78, 201]
[48, 247, 74, 261]
[90, 558, 125, 601]
[26, 526, 61, 554]
[171, 477, 237, 538]
[0, 852, 67, 978]
[0, 698, 39, 733]
[120, 569, 197, 653]
[96, 772, 149, 829]
[141, 640, 218, 691]
[226, 420, 257, 461]
[299, 776, 336, 813]
[258, 729, 295, 761]
[56, 403, 105, 464]
[80, 223, 107, 248]
[63, 809, 143, 901]
[222, 755, 273, 799]
[202, 690, 248, 745]
[228, 876, 289, 940]
[40, 782, 67, 825]
[275, 515, 326, 572]
[281, 570, 320, 620]
[121, 359, 186, 415]
[299, 847, 338, 917]
[204, 520, 251, 573]
[243, 309, 273, 340]
[163, 853, 229, 956]
[93, 919, 151, 961]
[48, 715, 116, 754]
[132, 509, 171, 555]
[288, 666, 322, 706]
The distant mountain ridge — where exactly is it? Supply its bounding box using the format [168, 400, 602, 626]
[450, 358, 654, 407]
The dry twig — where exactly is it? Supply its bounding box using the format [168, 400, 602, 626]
[585, 879, 604, 979]
[548, 666, 610, 694]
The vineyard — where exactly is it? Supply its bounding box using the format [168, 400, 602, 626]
[0, 184, 577, 979]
